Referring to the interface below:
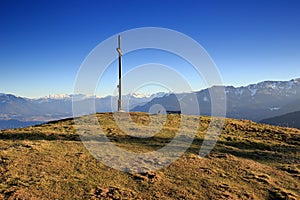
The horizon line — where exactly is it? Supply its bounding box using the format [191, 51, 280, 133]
[1, 77, 299, 99]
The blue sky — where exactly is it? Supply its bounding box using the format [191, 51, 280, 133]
[0, 0, 300, 98]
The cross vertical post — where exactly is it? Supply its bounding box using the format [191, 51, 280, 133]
[116, 35, 122, 112]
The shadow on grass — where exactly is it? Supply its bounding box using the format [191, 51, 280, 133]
[0, 132, 80, 141]
[1, 131, 298, 164]
[202, 139, 299, 164]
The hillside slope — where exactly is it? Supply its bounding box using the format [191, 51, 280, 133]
[0, 112, 299, 199]
[261, 111, 300, 129]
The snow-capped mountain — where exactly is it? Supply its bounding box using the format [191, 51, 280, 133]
[34, 94, 96, 103]
[45, 94, 72, 99]
[0, 92, 166, 129]
[130, 92, 151, 99]
[227, 78, 300, 97]
[1, 78, 300, 130]
[130, 92, 167, 99]
[132, 79, 300, 121]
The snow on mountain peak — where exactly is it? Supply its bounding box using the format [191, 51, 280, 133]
[128, 92, 167, 99]
[130, 92, 151, 99]
[48, 94, 73, 99]
[292, 78, 300, 83]
[246, 85, 258, 96]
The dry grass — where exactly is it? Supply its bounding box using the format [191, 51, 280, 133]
[0, 112, 299, 199]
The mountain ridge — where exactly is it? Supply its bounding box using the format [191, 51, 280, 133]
[0, 93, 163, 129]
[132, 78, 300, 122]
[261, 110, 300, 129]
[1, 78, 300, 129]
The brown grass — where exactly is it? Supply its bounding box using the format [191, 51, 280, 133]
[0, 112, 299, 199]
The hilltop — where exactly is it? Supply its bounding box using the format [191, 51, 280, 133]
[0, 112, 299, 199]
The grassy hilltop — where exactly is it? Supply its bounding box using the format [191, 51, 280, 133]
[0, 112, 299, 200]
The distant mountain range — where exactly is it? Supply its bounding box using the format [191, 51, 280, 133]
[1, 78, 300, 130]
[132, 78, 300, 124]
[0, 92, 165, 130]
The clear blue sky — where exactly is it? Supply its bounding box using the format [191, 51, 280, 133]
[0, 0, 300, 98]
